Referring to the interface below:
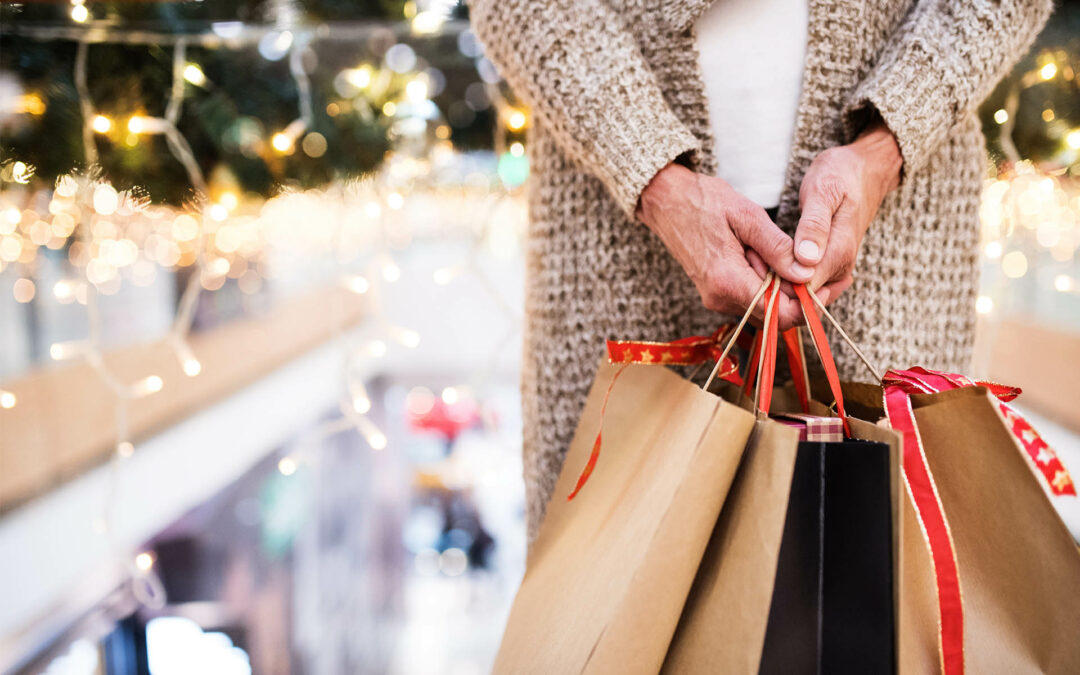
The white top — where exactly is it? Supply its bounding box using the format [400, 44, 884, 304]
[695, 0, 809, 208]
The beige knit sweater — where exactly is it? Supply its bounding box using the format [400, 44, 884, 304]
[470, 0, 1052, 541]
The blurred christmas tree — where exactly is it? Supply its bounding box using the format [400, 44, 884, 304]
[980, 2, 1080, 173]
[0, 0, 485, 204]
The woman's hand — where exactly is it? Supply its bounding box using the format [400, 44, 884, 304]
[792, 120, 903, 303]
[637, 163, 812, 329]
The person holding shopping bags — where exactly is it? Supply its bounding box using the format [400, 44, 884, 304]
[468, 0, 1052, 542]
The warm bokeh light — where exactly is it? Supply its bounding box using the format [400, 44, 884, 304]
[134, 552, 154, 571]
[91, 115, 112, 134]
[133, 375, 164, 397]
[344, 275, 370, 294]
[271, 132, 293, 153]
[183, 63, 207, 86]
[507, 110, 527, 131]
[302, 132, 327, 158]
[1001, 250, 1028, 279]
[12, 278, 35, 303]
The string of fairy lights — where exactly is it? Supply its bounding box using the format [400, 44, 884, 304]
[0, 4, 529, 614]
[978, 48, 1080, 316]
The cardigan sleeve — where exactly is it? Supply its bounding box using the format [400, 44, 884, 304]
[842, 0, 1053, 176]
[468, 0, 701, 217]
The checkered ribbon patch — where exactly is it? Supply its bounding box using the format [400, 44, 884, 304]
[773, 413, 845, 443]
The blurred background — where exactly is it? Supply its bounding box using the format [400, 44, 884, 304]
[0, 1, 1077, 674]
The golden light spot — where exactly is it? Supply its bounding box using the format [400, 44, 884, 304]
[507, 110, 527, 131]
[183, 63, 206, 86]
[91, 115, 112, 133]
[271, 132, 293, 153]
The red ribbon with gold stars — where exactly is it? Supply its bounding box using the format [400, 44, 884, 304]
[605, 325, 749, 375]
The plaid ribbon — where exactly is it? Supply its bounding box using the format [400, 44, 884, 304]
[773, 413, 845, 442]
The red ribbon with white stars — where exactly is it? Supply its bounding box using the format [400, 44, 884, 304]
[882, 366, 1075, 675]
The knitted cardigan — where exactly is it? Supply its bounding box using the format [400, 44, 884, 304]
[469, 0, 1052, 541]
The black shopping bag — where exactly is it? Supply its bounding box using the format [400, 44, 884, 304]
[758, 438, 895, 675]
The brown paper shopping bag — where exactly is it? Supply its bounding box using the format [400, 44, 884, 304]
[492, 358, 756, 674]
[894, 381, 1080, 674]
[661, 417, 801, 674]
[664, 277, 900, 674]
[790, 286, 1080, 674]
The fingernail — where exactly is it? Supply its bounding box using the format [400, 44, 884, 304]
[790, 262, 814, 279]
[797, 240, 821, 263]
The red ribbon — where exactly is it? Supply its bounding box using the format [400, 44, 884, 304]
[605, 326, 749, 375]
[886, 367, 1074, 497]
[744, 326, 811, 414]
[782, 328, 811, 414]
[883, 371, 965, 675]
[883, 366, 1076, 675]
[793, 284, 852, 436]
[567, 326, 745, 500]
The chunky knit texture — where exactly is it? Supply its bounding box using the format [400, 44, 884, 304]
[469, 0, 1052, 542]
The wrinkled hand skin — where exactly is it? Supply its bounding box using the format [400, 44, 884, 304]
[636, 163, 811, 330]
[792, 120, 903, 305]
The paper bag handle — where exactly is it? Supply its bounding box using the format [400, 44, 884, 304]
[748, 281, 847, 435]
[702, 274, 880, 437]
[792, 284, 852, 436]
[782, 327, 812, 413]
[702, 272, 778, 391]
